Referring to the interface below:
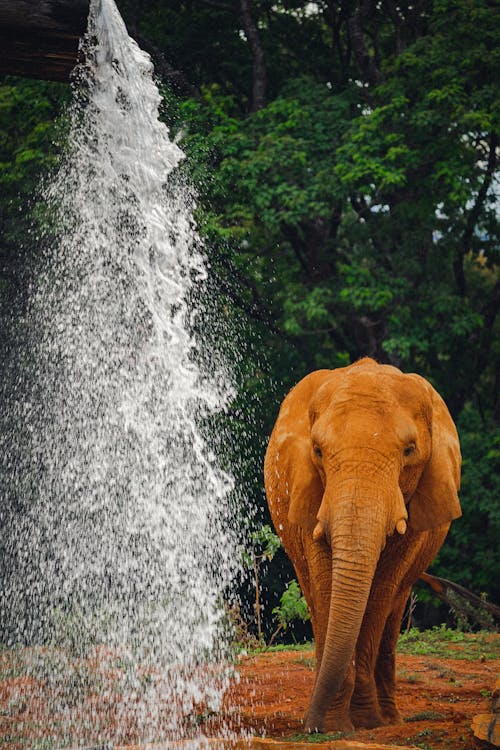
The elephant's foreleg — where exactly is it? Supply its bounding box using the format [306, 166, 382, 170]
[348, 532, 410, 728]
[321, 663, 356, 732]
[374, 527, 449, 722]
[374, 587, 411, 724]
[349, 583, 395, 729]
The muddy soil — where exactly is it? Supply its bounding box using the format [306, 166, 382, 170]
[0, 638, 498, 749]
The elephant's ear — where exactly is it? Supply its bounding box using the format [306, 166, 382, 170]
[408, 380, 462, 532]
[287, 437, 324, 535]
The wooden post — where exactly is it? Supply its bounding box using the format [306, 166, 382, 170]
[0, 0, 90, 82]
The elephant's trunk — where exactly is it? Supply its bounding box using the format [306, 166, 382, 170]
[304, 478, 396, 732]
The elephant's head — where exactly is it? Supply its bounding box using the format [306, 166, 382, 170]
[265, 358, 461, 732]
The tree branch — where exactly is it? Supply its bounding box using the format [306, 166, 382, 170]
[463, 132, 498, 257]
[282, 225, 314, 279]
[323, 2, 350, 82]
[200, 0, 266, 111]
[454, 133, 498, 297]
[475, 276, 500, 376]
[382, 0, 405, 54]
[347, 3, 383, 87]
[239, 0, 266, 111]
[211, 249, 283, 335]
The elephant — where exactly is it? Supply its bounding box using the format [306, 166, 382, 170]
[264, 358, 461, 733]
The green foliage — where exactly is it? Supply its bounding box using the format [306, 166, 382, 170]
[270, 579, 310, 644]
[164, 0, 500, 616]
[288, 732, 352, 743]
[398, 625, 500, 660]
[242, 524, 281, 570]
[246, 641, 312, 655]
[272, 580, 310, 627]
[0, 76, 69, 318]
[1, 0, 499, 630]
[434, 407, 500, 603]
[407, 711, 446, 722]
[242, 525, 281, 642]
[0, 78, 68, 200]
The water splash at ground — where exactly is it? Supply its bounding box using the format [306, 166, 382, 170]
[0, 0, 240, 745]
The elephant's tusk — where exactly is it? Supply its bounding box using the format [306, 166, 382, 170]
[312, 522, 325, 542]
[396, 519, 407, 535]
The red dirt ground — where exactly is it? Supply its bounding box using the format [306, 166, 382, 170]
[208, 644, 499, 748]
[0, 638, 498, 749]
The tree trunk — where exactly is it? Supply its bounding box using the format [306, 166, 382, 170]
[239, 0, 266, 111]
[0, 0, 89, 82]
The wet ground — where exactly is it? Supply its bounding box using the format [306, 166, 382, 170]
[0, 635, 498, 749]
[210, 643, 498, 748]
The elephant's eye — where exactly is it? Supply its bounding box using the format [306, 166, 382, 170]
[313, 445, 322, 458]
[403, 443, 416, 457]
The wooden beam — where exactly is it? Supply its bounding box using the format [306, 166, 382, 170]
[0, 0, 90, 82]
[421, 571, 500, 628]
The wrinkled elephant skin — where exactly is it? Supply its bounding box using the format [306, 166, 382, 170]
[264, 358, 461, 733]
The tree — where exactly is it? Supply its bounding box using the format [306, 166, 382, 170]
[0, 76, 69, 320]
[152, 0, 500, 607]
[0, 0, 498, 622]
[242, 525, 281, 642]
[270, 579, 310, 646]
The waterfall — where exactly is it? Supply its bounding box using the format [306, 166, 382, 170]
[0, 0, 239, 745]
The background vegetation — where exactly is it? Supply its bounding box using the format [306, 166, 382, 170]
[0, 0, 498, 639]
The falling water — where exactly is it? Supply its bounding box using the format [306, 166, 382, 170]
[0, 0, 240, 745]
